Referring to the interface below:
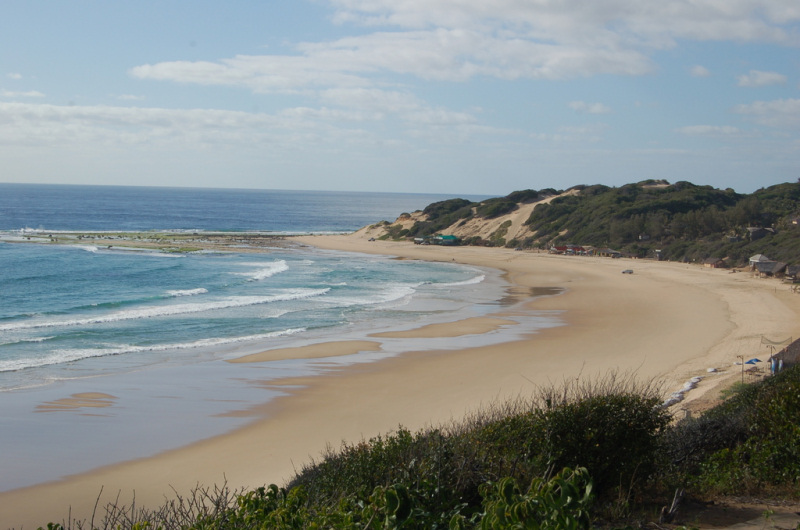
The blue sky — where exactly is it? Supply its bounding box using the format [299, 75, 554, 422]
[1, 1, 798, 196]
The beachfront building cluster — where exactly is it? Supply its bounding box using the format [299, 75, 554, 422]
[548, 244, 622, 258]
[748, 253, 800, 282]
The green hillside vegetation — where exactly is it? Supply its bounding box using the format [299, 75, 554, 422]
[39, 368, 800, 529]
[385, 180, 800, 267]
[525, 181, 800, 264]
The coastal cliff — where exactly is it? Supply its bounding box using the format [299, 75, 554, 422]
[354, 188, 571, 245]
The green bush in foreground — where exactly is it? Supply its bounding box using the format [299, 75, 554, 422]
[37, 368, 800, 529]
[686, 366, 800, 496]
[287, 374, 665, 520]
[188, 467, 594, 529]
[474, 468, 593, 530]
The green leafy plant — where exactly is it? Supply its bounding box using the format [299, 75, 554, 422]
[476, 467, 593, 529]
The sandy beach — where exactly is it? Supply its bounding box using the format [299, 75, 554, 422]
[2, 235, 800, 528]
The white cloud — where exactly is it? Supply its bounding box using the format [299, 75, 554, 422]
[569, 101, 612, 114]
[7, 73, 22, 80]
[0, 90, 45, 98]
[278, 105, 380, 122]
[0, 101, 317, 148]
[691, 65, 711, 77]
[0, 97, 497, 153]
[117, 94, 145, 101]
[128, 0, 800, 122]
[131, 29, 653, 99]
[737, 69, 787, 87]
[734, 98, 800, 128]
[130, 54, 370, 94]
[318, 87, 421, 113]
[329, 0, 800, 46]
[676, 125, 743, 136]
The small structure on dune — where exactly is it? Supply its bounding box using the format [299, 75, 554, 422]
[747, 227, 770, 241]
[549, 244, 588, 255]
[433, 234, 459, 246]
[767, 336, 798, 372]
[596, 247, 622, 259]
[749, 254, 771, 269]
[703, 257, 725, 269]
[755, 261, 787, 278]
[785, 265, 800, 283]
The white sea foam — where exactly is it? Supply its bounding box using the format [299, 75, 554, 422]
[22, 336, 53, 343]
[0, 336, 53, 348]
[0, 288, 330, 332]
[438, 274, 485, 287]
[260, 309, 294, 319]
[235, 260, 290, 281]
[166, 288, 209, 297]
[0, 328, 307, 372]
[322, 284, 416, 308]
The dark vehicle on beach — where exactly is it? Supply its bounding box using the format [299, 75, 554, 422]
[622, 269, 633, 274]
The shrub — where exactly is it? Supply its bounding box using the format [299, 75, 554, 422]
[476, 200, 518, 219]
[691, 366, 800, 496]
[534, 380, 670, 497]
[474, 467, 594, 530]
[505, 189, 540, 204]
[289, 372, 668, 518]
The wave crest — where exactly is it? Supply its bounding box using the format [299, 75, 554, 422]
[0, 328, 307, 372]
[236, 260, 289, 281]
[166, 288, 209, 297]
[0, 288, 330, 332]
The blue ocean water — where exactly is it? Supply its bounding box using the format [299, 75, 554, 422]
[0, 183, 475, 233]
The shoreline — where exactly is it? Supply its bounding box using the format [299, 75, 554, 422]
[2, 235, 800, 527]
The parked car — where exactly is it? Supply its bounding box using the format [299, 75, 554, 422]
[622, 269, 634, 274]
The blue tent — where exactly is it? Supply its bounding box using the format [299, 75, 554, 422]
[745, 358, 762, 365]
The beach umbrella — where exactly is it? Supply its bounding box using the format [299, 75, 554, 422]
[745, 358, 761, 364]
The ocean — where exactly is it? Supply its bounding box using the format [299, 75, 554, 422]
[0, 183, 558, 491]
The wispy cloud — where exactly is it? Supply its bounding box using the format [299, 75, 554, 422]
[129, 29, 653, 96]
[676, 125, 744, 136]
[569, 101, 612, 114]
[0, 90, 45, 98]
[7, 73, 22, 80]
[328, 0, 800, 47]
[734, 98, 800, 128]
[0, 97, 498, 152]
[737, 69, 787, 87]
[0, 101, 322, 148]
[691, 65, 711, 77]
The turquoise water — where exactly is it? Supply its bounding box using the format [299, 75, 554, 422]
[0, 184, 561, 491]
[0, 241, 494, 392]
[0, 184, 495, 391]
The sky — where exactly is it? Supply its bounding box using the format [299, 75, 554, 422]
[1, 1, 799, 196]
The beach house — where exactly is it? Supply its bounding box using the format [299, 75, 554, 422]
[749, 254, 772, 269]
[703, 257, 725, 268]
[755, 261, 787, 278]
